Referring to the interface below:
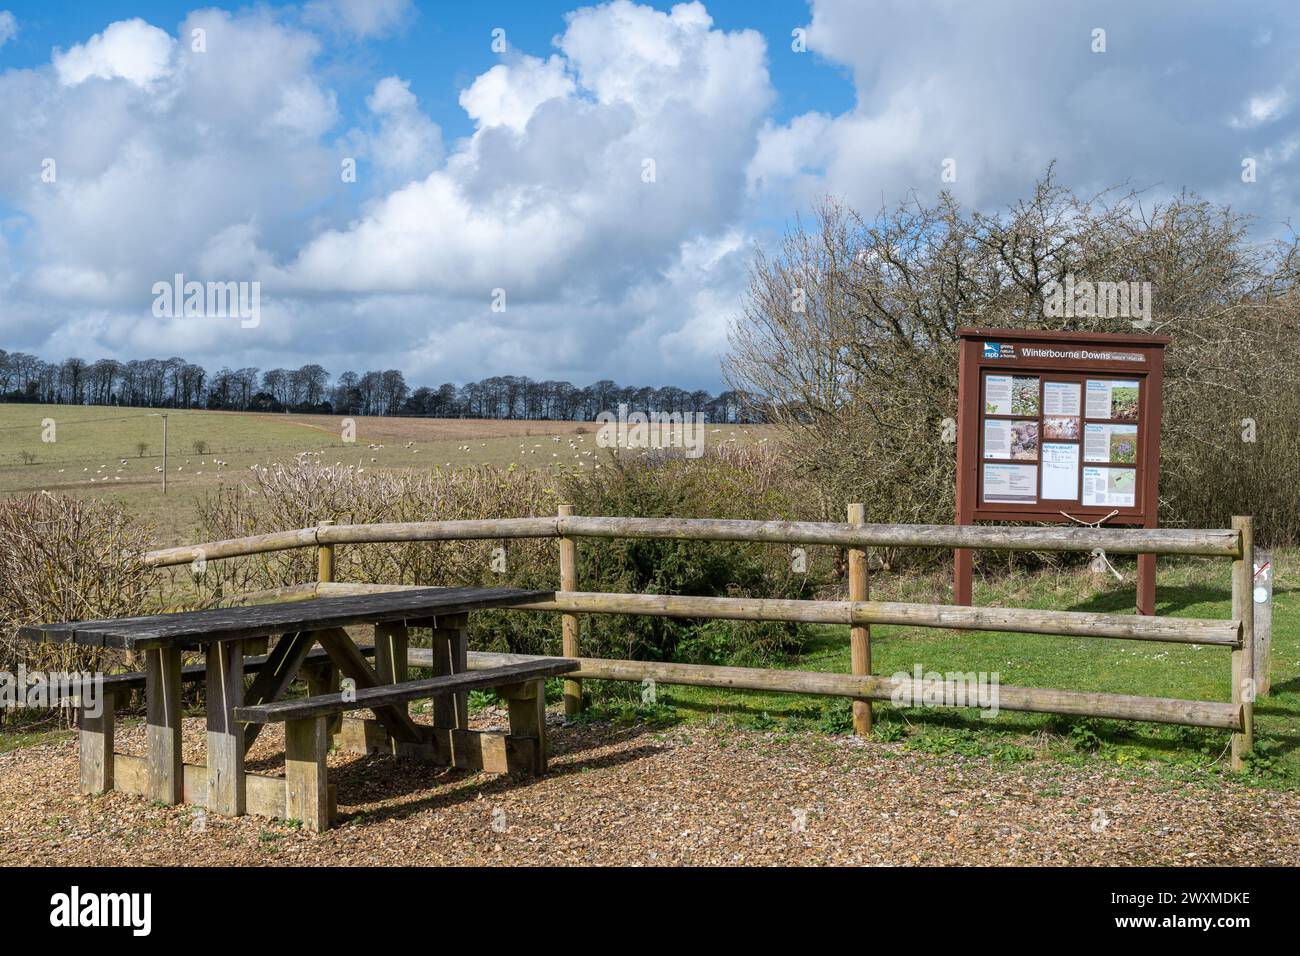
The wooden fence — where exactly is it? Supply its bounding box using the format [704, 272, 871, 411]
[142, 509, 1257, 769]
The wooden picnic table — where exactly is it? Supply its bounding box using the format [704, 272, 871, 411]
[18, 587, 577, 831]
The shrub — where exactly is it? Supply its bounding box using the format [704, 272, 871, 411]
[0, 494, 156, 682]
[192, 447, 830, 665]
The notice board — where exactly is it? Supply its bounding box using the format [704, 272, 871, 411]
[954, 328, 1170, 613]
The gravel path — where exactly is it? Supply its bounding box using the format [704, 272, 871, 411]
[1, 713, 1296, 866]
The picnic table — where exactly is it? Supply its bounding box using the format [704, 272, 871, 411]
[18, 587, 578, 831]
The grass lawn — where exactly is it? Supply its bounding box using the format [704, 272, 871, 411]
[581, 552, 1300, 788]
[0, 403, 774, 545]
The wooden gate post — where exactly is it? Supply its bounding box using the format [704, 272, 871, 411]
[1230, 515, 1255, 770]
[558, 503, 581, 716]
[848, 502, 872, 735]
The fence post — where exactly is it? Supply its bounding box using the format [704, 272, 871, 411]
[317, 519, 336, 585]
[848, 502, 872, 735]
[1230, 515, 1255, 771]
[558, 503, 581, 716]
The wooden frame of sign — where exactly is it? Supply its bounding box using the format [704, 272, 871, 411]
[955, 327, 1170, 614]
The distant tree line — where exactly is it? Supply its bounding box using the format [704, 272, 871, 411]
[0, 351, 760, 423]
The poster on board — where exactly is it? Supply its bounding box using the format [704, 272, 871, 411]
[984, 375, 1013, 415]
[1043, 381, 1081, 416]
[1041, 442, 1080, 499]
[983, 463, 1038, 503]
[980, 420, 1039, 460]
[1043, 416, 1080, 440]
[1081, 466, 1136, 507]
[1083, 423, 1138, 463]
[1085, 379, 1140, 421]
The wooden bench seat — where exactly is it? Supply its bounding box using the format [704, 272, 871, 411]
[233, 658, 578, 724]
[64, 644, 375, 700]
[232, 657, 578, 831]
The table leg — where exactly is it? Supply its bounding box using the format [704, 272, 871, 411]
[285, 716, 330, 832]
[205, 640, 245, 816]
[304, 660, 341, 743]
[375, 622, 409, 753]
[502, 679, 547, 775]
[432, 613, 469, 731]
[78, 690, 116, 796]
[145, 647, 184, 804]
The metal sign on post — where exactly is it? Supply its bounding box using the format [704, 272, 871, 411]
[954, 328, 1170, 614]
[1253, 552, 1273, 695]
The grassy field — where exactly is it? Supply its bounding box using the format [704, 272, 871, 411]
[583, 554, 1300, 788]
[0, 403, 770, 545]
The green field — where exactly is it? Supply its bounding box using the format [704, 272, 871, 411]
[0, 403, 770, 545]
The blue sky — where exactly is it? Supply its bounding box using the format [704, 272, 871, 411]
[0, 1, 1296, 391]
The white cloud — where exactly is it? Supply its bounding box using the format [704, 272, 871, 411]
[752, 0, 1300, 225]
[287, 0, 771, 308]
[0, 2, 771, 389]
[303, 0, 414, 39]
[459, 56, 575, 132]
[14, 0, 1295, 392]
[354, 76, 443, 178]
[0, 11, 17, 49]
[1231, 87, 1289, 129]
[53, 19, 174, 88]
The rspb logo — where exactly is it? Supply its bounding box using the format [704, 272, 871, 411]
[983, 342, 1013, 359]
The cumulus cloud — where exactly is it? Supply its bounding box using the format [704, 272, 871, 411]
[352, 76, 443, 179]
[287, 0, 771, 310]
[0, 1, 772, 388]
[459, 56, 575, 132]
[0, 11, 16, 49]
[752, 0, 1300, 227]
[10, 0, 1295, 391]
[53, 18, 174, 88]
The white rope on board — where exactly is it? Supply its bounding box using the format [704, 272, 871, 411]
[1059, 509, 1124, 581]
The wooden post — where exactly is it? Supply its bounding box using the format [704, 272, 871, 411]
[502, 679, 548, 774]
[304, 662, 342, 743]
[1230, 515, 1255, 771]
[1136, 553, 1157, 616]
[78, 691, 115, 796]
[285, 716, 330, 832]
[145, 646, 183, 804]
[558, 503, 581, 716]
[1253, 550, 1273, 696]
[308, 519, 339, 727]
[317, 519, 336, 585]
[374, 621, 409, 752]
[432, 613, 469, 730]
[848, 502, 871, 735]
[205, 640, 245, 816]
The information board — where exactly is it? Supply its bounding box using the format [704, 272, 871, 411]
[954, 328, 1169, 613]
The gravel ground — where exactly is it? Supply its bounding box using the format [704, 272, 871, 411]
[1, 711, 1296, 866]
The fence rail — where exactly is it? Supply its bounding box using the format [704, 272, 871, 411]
[143, 508, 1256, 768]
[141, 517, 1241, 568]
